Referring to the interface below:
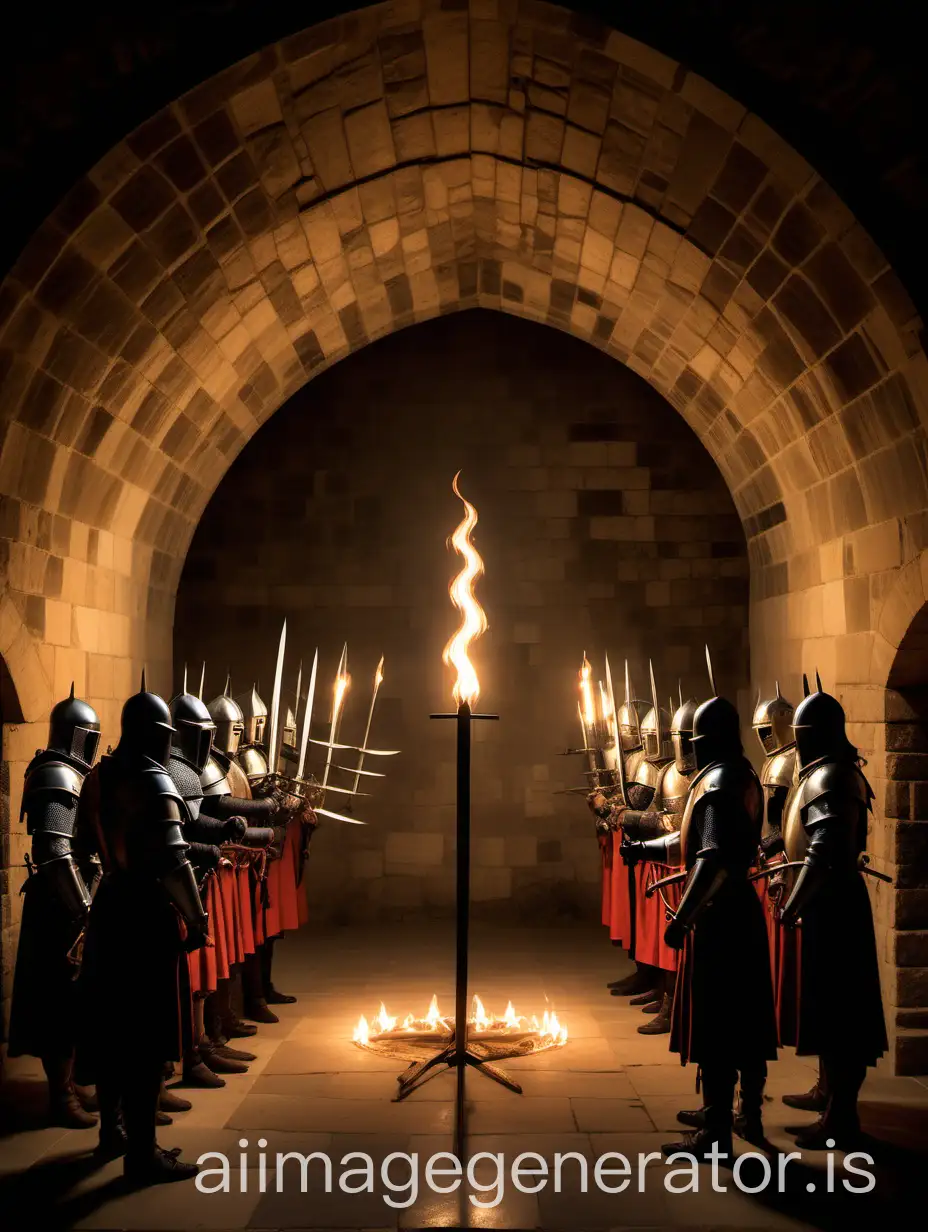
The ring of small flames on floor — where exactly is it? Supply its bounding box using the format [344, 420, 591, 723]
[352, 994, 568, 1054]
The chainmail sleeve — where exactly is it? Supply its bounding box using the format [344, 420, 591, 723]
[625, 783, 654, 811]
[207, 794, 277, 822]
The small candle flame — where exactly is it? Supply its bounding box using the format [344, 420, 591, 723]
[443, 473, 488, 708]
[353, 1014, 370, 1046]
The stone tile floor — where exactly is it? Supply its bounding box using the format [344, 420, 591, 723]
[1, 922, 926, 1229]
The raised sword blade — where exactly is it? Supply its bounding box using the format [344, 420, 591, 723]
[334, 764, 385, 777]
[315, 783, 370, 797]
[315, 806, 367, 826]
[309, 737, 400, 755]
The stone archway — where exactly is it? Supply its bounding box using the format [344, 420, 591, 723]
[0, 3, 926, 1067]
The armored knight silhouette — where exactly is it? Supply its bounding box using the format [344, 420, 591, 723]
[656, 655, 777, 1161]
[620, 689, 697, 1034]
[208, 682, 297, 1023]
[76, 675, 207, 1184]
[590, 664, 654, 997]
[8, 688, 102, 1128]
[168, 684, 272, 1087]
[778, 676, 887, 1148]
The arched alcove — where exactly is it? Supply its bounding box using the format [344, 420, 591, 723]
[0, 1, 924, 1068]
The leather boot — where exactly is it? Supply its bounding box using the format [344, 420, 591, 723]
[638, 992, 672, 1035]
[159, 1084, 192, 1113]
[663, 1062, 735, 1161]
[199, 1038, 249, 1075]
[783, 1059, 828, 1112]
[676, 1107, 706, 1128]
[733, 1061, 768, 1146]
[212, 1039, 257, 1063]
[262, 938, 297, 1004]
[629, 989, 660, 1006]
[182, 1046, 226, 1089]
[243, 998, 279, 1024]
[43, 1056, 98, 1130]
[124, 1146, 199, 1186]
[792, 1054, 865, 1150]
[223, 1015, 258, 1039]
[610, 963, 658, 997]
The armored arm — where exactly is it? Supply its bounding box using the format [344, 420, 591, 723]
[664, 801, 729, 947]
[622, 809, 677, 841]
[764, 784, 789, 838]
[206, 793, 278, 823]
[625, 782, 654, 811]
[186, 841, 223, 872]
[780, 793, 852, 926]
[142, 795, 210, 946]
[22, 765, 92, 918]
[621, 830, 682, 866]
[187, 812, 247, 844]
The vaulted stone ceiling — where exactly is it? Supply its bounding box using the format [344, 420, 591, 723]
[0, 0, 925, 725]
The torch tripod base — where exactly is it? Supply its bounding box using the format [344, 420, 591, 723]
[393, 1038, 523, 1102]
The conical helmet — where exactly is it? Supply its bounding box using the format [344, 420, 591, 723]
[118, 670, 175, 766]
[48, 685, 101, 769]
[235, 684, 267, 746]
[670, 696, 698, 774]
[752, 683, 794, 756]
[207, 675, 245, 755]
[169, 689, 216, 772]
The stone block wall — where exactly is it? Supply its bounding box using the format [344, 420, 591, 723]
[174, 309, 750, 923]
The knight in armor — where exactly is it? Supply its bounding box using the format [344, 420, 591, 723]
[7, 688, 102, 1128]
[207, 683, 294, 1024]
[654, 664, 778, 1161]
[778, 676, 887, 1148]
[619, 690, 697, 1034]
[750, 686, 817, 1110]
[590, 671, 660, 999]
[75, 675, 207, 1184]
[168, 685, 270, 1087]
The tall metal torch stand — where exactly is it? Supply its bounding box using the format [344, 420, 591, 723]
[393, 701, 518, 1158]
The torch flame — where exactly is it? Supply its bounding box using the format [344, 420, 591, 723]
[472, 994, 491, 1032]
[425, 994, 442, 1028]
[443, 473, 488, 708]
[580, 653, 596, 729]
[333, 672, 351, 723]
[374, 1002, 396, 1033]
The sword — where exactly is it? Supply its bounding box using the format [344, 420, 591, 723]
[266, 619, 287, 775]
[198, 662, 206, 702]
[295, 649, 318, 783]
[314, 805, 367, 826]
[336, 764, 385, 777]
[352, 656, 385, 795]
[321, 644, 349, 791]
[293, 660, 302, 727]
[605, 653, 628, 806]
[748, 855, 893, 885]
[627, 659, 643, 749]
[310, 737, 399, 755]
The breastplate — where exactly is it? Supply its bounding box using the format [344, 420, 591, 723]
[660, 763, 691, 823]
[226, 758, 253, 799]
[782, 785, 805, 863]
[238, 744, 268, 783]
